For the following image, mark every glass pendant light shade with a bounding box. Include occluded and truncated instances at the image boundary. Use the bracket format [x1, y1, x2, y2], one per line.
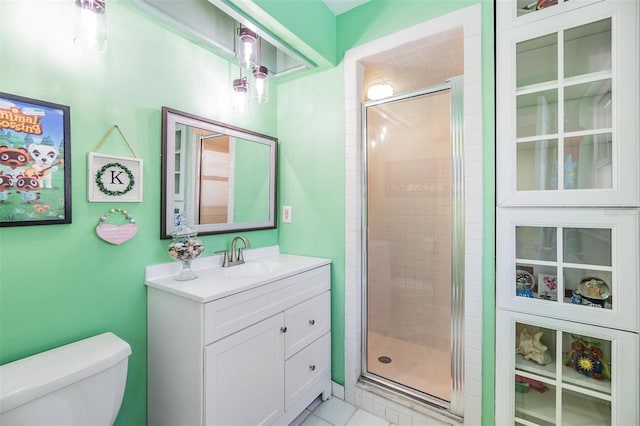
[232, 77, 249, 114]
[237, 27, 258, 70]
[251, 65, 269, 104]
[73, 0, 107, 51]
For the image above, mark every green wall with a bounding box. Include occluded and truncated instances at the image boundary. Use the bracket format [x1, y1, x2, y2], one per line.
[276, 0, 496, 423]
[1, 1, 496, 425]
[276, 65, 346, 384]
[0, 2, 278, 425]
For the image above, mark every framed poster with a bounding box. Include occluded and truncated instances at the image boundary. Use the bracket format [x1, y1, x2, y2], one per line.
[0, 92, 71, 227]
[88, 152, 143, 202]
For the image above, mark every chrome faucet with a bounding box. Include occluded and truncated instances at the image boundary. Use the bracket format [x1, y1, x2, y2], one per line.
[216, 236, 251, 267]
[214, 250, 229, 267]
[228, 235, 250, 267]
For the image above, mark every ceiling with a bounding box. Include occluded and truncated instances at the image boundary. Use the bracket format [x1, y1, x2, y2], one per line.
[322, 0, 371, 15]
[321, 1, 463, 98]
[362, 27, 464, 99]
[130, 0, 463, 92]
[129, 0, 314, 77]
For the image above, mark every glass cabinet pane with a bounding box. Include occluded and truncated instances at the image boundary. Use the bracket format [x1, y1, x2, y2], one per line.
[517, 139, 558, 190]
[564, 19, 612, 78]
[517, 90, 558, 138]
[515, 323, 556, 378]
[517, 33, 558, 87]
[564, 79, 612, 132]
[562, 389, 611, 425]
[516, 226, 557, 260]
[565, 269, 612, 309]
[514, 224, 615, 306]
[515, 381, 557, 424]
[562, 332, 612, 391]
[561, 333, 613, 422]
[564, 132, 613, 190]
[508, 13, 622, 198]
[563, 228, 611, 266]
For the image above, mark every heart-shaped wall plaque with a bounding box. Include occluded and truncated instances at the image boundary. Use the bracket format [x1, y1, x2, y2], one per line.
[96, 208, 138, 245]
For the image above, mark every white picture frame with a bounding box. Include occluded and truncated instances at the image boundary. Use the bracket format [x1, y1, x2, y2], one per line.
[88, 152, 143, 202]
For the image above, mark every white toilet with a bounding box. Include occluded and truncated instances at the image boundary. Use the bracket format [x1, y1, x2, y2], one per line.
[0, 332, 132, 426]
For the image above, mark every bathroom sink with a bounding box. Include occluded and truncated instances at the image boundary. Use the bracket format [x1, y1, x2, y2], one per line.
[145, 248, 331, 303]
[221, 261, 276, 278]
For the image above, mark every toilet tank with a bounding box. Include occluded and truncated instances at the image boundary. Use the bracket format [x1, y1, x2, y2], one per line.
[0, 332, 132, 426]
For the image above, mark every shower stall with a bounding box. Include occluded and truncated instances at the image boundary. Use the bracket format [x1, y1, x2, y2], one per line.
[361, 77, 464, 414]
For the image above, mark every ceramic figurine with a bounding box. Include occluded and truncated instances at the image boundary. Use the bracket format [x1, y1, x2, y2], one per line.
[516, 328, 552, 365]
[565, 335, 611, 380]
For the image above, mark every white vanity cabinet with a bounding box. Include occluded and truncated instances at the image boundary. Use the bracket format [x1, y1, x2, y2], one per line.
[146, 252, 332, 426]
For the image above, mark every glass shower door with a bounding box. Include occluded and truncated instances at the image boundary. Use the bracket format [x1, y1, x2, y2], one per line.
[363, 84, 458, 406]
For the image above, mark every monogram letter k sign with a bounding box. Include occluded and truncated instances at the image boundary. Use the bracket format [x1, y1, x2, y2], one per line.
[88, 152, 143, 202]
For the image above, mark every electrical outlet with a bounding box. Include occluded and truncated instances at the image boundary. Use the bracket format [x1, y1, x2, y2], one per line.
[282, 205, 292, 223]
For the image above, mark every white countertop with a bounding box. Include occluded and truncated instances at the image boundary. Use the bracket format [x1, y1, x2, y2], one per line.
[145, 245, 331, 303]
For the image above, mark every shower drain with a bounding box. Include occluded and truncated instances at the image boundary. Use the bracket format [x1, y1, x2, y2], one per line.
[377, 356, 392, 364]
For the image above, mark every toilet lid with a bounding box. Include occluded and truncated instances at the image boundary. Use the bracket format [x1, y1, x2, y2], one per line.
[0, 332, 131, 413]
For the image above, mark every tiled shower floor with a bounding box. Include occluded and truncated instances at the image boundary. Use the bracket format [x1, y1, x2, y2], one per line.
[367, 332, 450, 401]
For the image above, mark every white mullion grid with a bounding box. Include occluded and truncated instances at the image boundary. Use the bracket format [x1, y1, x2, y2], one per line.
[515, 369, 556, 387]
[610, 336, 617, 425]
[516, 133, 560, 144]
[610, 12, 618, 191]
[562, 262, 612, 272]
[557, 226, 565, 306]
[515, 259, 557, 268]
[610, 223, 617, 314]
[513, 417, 539, 426]
[516, 80, 559, 96]
[558, 28, 565, 192]
[555, 327, 563, 425]
[561, 382, 612, 402]
[563, 69, 613, 88]
[556, 226, 564, 425]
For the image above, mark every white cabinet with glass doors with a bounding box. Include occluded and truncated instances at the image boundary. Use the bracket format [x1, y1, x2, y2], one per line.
[496, 208, 638, 332]
[496, 0, 639, 206]
[496, 310, 638, 425]
[496, 1, 640, 425]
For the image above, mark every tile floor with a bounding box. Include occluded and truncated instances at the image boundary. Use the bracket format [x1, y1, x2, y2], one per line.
[291, 396, 390, 426]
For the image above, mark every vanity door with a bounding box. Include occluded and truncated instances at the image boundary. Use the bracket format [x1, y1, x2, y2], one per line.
[204, 313, 285, 425]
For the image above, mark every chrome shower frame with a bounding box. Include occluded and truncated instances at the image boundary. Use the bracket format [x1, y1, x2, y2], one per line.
[360, 76, 465, 417]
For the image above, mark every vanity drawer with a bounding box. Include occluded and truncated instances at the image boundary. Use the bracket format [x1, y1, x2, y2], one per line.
[204, 265, 330, 344]
[284, 332, 330, 411]
[284, 291, 330, 359]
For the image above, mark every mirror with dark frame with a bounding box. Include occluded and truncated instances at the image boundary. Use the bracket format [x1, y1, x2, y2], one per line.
[161, 107, 277, 239]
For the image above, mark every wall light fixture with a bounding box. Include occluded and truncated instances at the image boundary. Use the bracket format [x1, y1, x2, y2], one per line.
[237, 27, 258, 70]
[232, 75, 249, 115]
[367, 84, 394, 101]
